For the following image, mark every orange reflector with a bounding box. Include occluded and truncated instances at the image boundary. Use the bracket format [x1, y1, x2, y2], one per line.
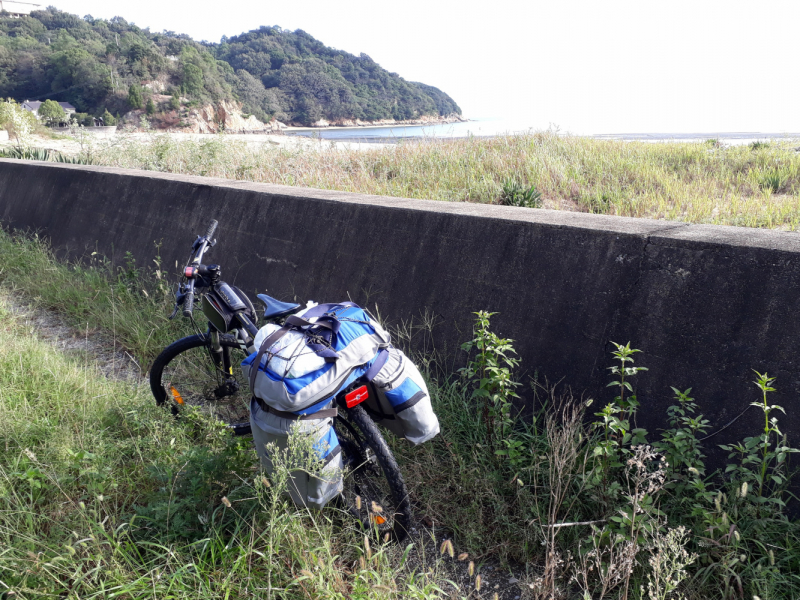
[370, 515, 387, 525]
[170, 386, 184, 405]
[345, 385, 369, 408]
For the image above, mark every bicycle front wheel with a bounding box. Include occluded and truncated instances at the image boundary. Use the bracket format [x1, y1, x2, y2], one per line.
[336, 404, 412, 542]
[149, 334, 252, 435]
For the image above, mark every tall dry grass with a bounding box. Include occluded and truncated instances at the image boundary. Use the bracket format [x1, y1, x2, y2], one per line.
[84, 131, 800, 229]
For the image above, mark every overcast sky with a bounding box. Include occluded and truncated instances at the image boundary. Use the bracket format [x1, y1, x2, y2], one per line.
[52, 0, 800, 134]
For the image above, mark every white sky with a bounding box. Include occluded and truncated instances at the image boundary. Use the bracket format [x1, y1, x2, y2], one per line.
[52, 0, 800, 134]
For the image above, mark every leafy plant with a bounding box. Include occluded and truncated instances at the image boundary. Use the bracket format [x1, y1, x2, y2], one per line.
[642, 526, 697, 600]
[53, 153, 95, 165]
[656, 387, 710, 498]
[588, 342, 649, 508]
[459, 310, 521, 449]
[499, 179, 543, 208]
[0, 146, 51, 161]
[720, 371, 798, 505]
[0, 146, 94, 164]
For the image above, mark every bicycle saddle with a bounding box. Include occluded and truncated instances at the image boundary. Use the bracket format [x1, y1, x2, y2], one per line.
[257, 293, 302, 320]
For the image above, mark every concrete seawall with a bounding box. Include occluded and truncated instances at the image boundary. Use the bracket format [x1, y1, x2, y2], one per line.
[2, 158, 800, 450]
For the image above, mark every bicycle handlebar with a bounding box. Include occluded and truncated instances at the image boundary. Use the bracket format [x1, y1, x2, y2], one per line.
[182, 219, 217, 318]
[205, 219, 218, 241]
[182, 289, 195, 317]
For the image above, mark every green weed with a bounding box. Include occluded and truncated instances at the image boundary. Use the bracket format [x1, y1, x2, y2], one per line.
[499, 179, 543, 208]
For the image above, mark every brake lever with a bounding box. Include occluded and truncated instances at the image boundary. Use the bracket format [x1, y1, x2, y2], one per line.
[169, 288, 187, 320]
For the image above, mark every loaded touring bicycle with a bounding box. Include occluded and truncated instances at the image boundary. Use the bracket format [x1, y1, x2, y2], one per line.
[149, 219, 439, 541]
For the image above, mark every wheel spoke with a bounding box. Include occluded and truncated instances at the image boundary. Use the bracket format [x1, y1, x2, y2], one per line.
[335, 408, 411, 541]
[151, 335, 252, 432]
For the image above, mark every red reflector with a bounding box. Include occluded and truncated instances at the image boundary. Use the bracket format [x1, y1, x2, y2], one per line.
[184, 266, 195, 278]
[345, 385, 369, 408]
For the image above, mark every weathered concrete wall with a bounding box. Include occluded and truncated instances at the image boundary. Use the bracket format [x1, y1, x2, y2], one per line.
[2, 158, 800, 453]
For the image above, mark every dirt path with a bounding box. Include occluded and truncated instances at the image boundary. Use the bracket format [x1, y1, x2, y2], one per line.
[2, 289, 143, 383]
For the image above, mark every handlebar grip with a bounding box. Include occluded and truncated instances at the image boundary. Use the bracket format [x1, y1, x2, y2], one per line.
[182, 290, 195, 317]
[205, 219, 218, 240]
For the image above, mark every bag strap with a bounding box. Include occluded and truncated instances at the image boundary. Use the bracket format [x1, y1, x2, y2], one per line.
[249, 326, 292, 392]
[254, 396, 338, 420]
[284, 314, 340, 332]
[363, 347, 390, 382]
[284, 313, 341, 360]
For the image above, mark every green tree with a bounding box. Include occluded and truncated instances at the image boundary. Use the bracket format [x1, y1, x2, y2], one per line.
[37, 99, 65, 125]
[0, 99, 37, 147]
[182, 62, 204, 97]
[101, 109, 116, 126]
[127, 84, 143, 109]
[169, 92, 180, 111]
[145, 98, 156, 115]
[0, 8, 459, 127]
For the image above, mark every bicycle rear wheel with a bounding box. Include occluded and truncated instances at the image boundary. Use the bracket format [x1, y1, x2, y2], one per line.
[336, 404, 412, 543]
[149, 334, 252, 436]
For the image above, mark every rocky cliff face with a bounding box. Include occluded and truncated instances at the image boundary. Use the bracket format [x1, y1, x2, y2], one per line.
[186, 100, 286, 134]
[121, 99, 287, 133]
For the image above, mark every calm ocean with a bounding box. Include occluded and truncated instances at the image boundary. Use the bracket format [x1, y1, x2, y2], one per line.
[285, 118, 800, 144]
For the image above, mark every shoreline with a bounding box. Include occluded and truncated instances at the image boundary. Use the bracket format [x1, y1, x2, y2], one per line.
[285, 115, 468, 133]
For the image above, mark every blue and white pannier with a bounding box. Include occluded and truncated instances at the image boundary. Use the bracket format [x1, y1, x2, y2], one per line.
[249, 397, 343, 510]
[242, 302, 439, 509]
[365, 347, 439, 445]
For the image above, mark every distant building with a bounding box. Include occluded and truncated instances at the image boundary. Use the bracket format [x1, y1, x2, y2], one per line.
[0, 1, 42, 17]
[22, 100, 77, 117]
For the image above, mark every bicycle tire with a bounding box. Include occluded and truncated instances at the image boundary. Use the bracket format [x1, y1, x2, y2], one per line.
[150, 334, 252, 436]
[336, 404, 412, 543]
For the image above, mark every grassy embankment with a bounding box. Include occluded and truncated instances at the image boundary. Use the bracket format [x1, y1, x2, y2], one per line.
[2, 229, 800, 599]
[0, 233, 456, 598]
[66, 131, 800, 229]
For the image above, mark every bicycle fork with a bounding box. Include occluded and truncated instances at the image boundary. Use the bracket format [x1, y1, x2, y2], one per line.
[208, 330, 240, 399]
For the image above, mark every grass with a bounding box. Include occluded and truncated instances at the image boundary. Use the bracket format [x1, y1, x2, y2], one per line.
[0, 236, 468, 598]
[46, 129, 800, 229]
[0, 231, 188, 368]
[3, 227, 800, 599]
[0, 293, 460, 598]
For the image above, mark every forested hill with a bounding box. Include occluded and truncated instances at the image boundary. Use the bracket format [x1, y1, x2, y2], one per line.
[0, 8, 461, 126]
